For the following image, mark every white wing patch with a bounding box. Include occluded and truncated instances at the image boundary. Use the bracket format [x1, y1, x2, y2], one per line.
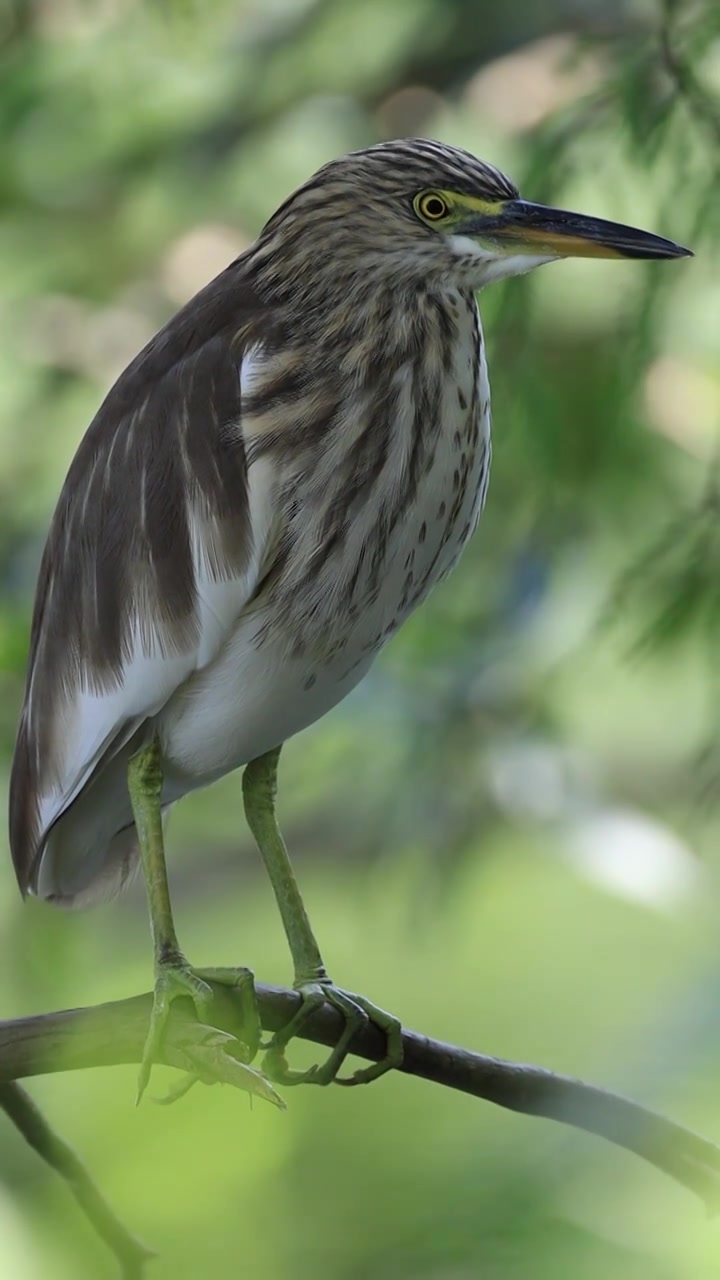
[239, 342, 265, 400]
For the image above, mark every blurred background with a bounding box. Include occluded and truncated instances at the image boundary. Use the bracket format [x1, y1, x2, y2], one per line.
[1, 0, 720, 1276]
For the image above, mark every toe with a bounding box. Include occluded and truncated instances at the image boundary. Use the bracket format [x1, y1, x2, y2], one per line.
[136, 961, 216, 1105]
[265, 980, 400, 1087]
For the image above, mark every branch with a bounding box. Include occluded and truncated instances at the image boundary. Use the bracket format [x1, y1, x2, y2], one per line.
[0, 1081, 154, 1279]
[2, 974, 720, 1212]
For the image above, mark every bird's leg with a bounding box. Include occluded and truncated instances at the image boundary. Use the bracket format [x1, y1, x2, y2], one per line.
[128, 737, 218, 1103]
[242, 746, 403, 1086]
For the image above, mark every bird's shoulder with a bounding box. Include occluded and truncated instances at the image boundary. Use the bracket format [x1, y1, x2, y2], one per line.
[30, 255, 278, 671]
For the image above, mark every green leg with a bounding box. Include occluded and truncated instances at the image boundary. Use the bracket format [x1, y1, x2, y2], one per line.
[127, 738, 218, 1103]
[242, 746, 403, 1086]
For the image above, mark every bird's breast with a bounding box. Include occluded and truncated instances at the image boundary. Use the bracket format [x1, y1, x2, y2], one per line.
[253, 290, 492, 672]
[157, 293, 492, 782]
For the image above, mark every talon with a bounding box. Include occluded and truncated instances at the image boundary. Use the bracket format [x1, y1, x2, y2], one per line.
[137, 958, 216, 1104]
[153, 1074, 199, 1106]
[263, 979, 402, 1086]
[261, 1048, 309, 1087]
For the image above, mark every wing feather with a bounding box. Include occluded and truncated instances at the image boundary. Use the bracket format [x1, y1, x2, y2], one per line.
[9, 261, 276, 894]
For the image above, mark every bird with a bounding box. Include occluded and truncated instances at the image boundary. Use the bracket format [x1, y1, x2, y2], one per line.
[8, 139, 691, 1100]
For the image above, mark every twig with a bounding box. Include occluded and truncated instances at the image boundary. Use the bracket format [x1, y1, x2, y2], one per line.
[0, 1081, 154, 1278]
[2, 975, 720, 1211]
[659, 0, 720, 148]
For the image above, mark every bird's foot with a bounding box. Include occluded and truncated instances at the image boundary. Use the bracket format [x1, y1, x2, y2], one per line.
[261, 978, 403, 1086]
[137, 955, 216, 1105]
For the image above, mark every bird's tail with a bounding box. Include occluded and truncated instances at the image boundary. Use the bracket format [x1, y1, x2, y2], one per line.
[40, 825, 141, 909]
[31, 741, 142, 907]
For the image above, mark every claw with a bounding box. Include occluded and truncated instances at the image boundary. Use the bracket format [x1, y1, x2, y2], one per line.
[334, 991, 404, 1085]
[149, 1021, 286, 1109]
[261, 980, 403, 1086]
[136, 961, 216, 1105]
[137, 963, 279, 1108]
[153, 1074, 199, 1106]
[181, 1029, 285, 1108]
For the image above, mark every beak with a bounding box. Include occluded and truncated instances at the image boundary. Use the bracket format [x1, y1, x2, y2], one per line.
[468, 198, 693, 261]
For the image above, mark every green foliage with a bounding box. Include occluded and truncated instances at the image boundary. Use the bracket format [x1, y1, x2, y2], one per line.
[1, 1, 719, 1277]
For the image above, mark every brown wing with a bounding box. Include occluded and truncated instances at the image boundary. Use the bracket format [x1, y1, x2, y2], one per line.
[9, 257, 277, 893]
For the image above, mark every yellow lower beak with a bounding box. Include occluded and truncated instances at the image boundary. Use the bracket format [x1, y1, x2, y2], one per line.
[465, 199, 692, 261]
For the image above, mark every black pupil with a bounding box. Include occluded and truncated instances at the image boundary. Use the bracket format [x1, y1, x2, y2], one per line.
[425, 197, 445, 217]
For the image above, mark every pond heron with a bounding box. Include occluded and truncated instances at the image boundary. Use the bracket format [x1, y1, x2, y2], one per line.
[9, 140, 691, 1099]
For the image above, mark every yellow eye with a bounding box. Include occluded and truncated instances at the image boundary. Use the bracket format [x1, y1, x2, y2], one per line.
[416, 191, 450, 221]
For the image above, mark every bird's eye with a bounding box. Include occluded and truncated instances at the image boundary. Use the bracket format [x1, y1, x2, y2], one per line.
[415, 192, 450, 221]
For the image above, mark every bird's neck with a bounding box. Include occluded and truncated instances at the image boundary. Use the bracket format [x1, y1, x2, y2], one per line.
[268, 275, 479, 379]
[241, 277, 485, 482]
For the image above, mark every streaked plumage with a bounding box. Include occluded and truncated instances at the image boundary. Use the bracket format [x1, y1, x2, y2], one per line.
[11, 140, 509, 904]
[8, 139, 690, 1090]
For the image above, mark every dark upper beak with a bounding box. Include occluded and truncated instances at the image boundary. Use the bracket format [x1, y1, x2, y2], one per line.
[473, 198, 693, 260]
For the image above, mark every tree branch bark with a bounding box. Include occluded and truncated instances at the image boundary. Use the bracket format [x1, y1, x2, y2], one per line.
[3, 973, 720, 1213]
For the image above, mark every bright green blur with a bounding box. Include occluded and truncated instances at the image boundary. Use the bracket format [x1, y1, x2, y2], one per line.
[0, 2, 718, 1280]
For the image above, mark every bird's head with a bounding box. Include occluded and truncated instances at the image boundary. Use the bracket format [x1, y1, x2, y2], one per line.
[256, 138, 691, 295]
